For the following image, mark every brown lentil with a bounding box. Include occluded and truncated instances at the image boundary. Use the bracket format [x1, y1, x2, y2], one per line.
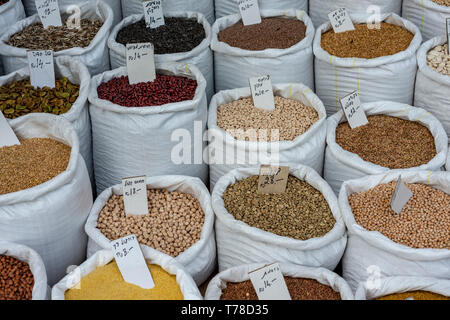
[430, 0, 450, 5]
[336, 115, 437, 169]
[217, 96, 319, 142]
[427, 44, 450, 76]
[321, 23, 414, 59]
[223, 175, 335, 240]
[377, 290, 450, 300]
[220, 277, 341, 300]
[349, 182, 450, 249]
[0, 138, 71, 195]
[218, 17, 307, 51]
[97, 189, 204, 257]
[0, 255, 34, 300]
[65, 261, 184, 300]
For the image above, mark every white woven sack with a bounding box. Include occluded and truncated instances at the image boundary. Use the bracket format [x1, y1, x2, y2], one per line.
[108, 12, 214, 101]
[0, 114, 93, 285]
[52, 248, 203, 300]
[403, 0, 450, 42]
[309, 0, 402, 28]
[0, 56, 94, 184]
[314, 13, 421, 117]
[0, 241, 49, 300]
[89, 63, 208, 195]
[212, 9, 315, 92]
[207, 83, 327, 189]
[205, 262, 354, 300]
[324, 101, 448, 195]
[121, 0, 215, 25]
[215, 0, 308, 20]
[415, 36, 450, 145]
[339, 170, 450, 291]
[0, 0, 113, 76]
[85, 175, 216, 285]
[212, 165, 347, 272]
[355, 276, 450, 300]
[0, 0, 25, 74]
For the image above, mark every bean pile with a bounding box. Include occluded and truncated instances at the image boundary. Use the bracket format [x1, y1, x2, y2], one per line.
[427, 44, 450, 76]
[223, 176, 335, 240]
[0, 255, 34, 300]
[217, 96, 318, 142]
[0, 78, 80, 119]
[336, 115, 437, 169]
[65, 262, 183, 300]
[377, 291, 450, 300]
[430, 0, 450, 5]
[116, 18, 205, 54]
[321, 23, 414, 59]
[218, 17, 307, 51]
[0, 138, 71, 195]
[220, 278, 341, 300]
[349, 182, 450, 249]
[97, 189, 204, 257]
[7, 19, 103, 51]
[97, 74, 197, 107]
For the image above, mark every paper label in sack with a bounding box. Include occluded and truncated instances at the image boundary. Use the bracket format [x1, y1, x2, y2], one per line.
[0, 112, 20, 148]
[340, 91, 368, 129]
[35, 0, 62, 29]
[328, 8, 355, 33]
[249, 75, 275, 111]
[258, 165, 289, 194]
[122, 175, 149, 216]
[27, 50, 56, 89]
[126, 43, 156, 85]
[390, 176, 413, 215]
[143, 1, 165, 29]
[238, 0, 262, 26]
[249, 263, 291, 300]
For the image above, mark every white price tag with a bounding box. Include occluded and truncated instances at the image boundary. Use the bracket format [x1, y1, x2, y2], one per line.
[340, 91, 368, 129]
[0, 112, 20, 148]
[111, 235, 155, 289]
[238, 0, 261, 26]
[143, 0, 165, 29]
[249, 75, 275, 111]
[446, 18, 450, 55]
[126, 43, 156, 85]
[390, 176, 413, 215]
[27, 50, 56, 89]
[258, 165, 289, 194]
[249, 263, 291, 300]
[35, 0, 62, 29]
[122, 175, 149, 216]
[328, 8, 355, 33]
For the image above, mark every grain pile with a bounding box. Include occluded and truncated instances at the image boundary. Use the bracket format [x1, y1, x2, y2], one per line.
[430, 0, 450, 5]
[0, 255, 34, 300]
[427, 44, 450, 76]
[377, 291, 450, 300]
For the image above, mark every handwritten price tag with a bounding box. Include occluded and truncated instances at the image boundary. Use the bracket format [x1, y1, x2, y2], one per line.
[27, 50, 55, 89]
[249, 75, 275, 111]
[35, 0, 62, 29]
[122, 175, 149, 216]
[126, 43, 156, 85]
[0, 111, 20, 148]
[257, 165, 289, 194]
[328, 8, 354, 33]
[249, 263, 291, 300]
[340, 91, 368, 129]
[390, 176, 413, 215]
[238, 0, 261, 26]
[143, 0, 165, 29]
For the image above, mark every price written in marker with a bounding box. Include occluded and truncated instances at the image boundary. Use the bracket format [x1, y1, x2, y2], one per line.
[35, 0, 62, 29]
[126, 43, 156, 85]
[249, 75, 275, 111]
[0, 111, 20, 148]
[111, 235, 155, 289]
[390, 176, 414, 215]
[340, 91, 368, 129]
[238, 0, 261, 26]
[446, 18, 450, 55]
[249, 263, 292, 300]
[257, 165, 290, 194]
[328, 8, 355, 33]
[143, 0, 165, 29]
[122, 175, 149, 216]
[27, 50, 56, 89]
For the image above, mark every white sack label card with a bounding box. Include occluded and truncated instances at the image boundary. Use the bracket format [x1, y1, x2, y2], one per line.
[257, 165, 290, 194]
[238, 0, 261, 26]
[0, 111, 20, 148]
[249, 75, 275, 111]
[249, 263, 291, 300]
[126, 43, 156, 85]
[328, 8, 355, 33]
[446, 18, 450, 55]
[35, 0, 62, 29]
[340, 91, 368, 129]
[122, 175, 149, 216]
[111, 235, 155, 289]
[27, 50, 56, 89]
[390, 176, 413, 215]
[143, 1, 165, 29]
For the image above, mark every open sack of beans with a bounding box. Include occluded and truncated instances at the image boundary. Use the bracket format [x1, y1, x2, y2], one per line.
[355, 276, 450, 300]
[207, 82, 327, 189]
[84, 175, 216, 285]
[339, 170, 450, 291]
[52, 247, 203, 300]
[0, 114, 93, 285]
[0, 0, 24, 74]
[403, 0, 450, 42]
[108, 11, 214, 101]
[0, 56, 93, 184]
[415, 36, 450, 145]
[314, 13, 422, 116]
[89, 63, 208, 194]
[0, 0, 113, 75]
[121, 0, 215, 25]
[324, 101, 448, 195]
[211, 9, 315, 92]
[212, 165, 347, 272]
[204, 263, 354, 300]
[0, 241, 48, 300]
